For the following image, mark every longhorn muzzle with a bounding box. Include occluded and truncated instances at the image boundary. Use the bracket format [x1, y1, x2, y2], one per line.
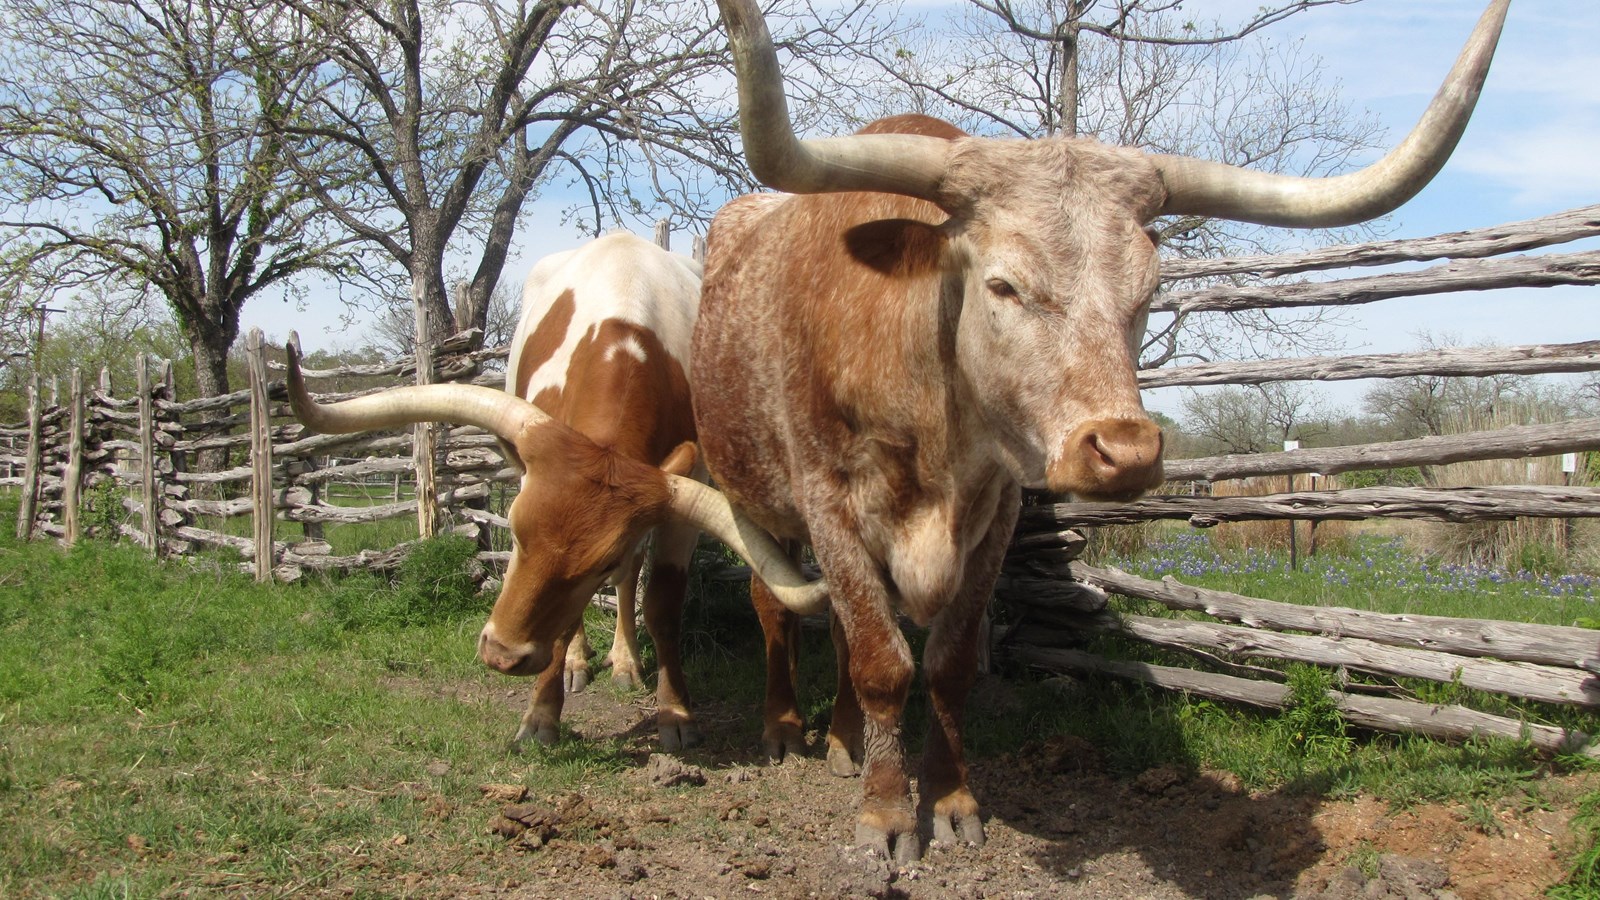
[477, 623, 551, 677]
[1049, 417, 1165, 501]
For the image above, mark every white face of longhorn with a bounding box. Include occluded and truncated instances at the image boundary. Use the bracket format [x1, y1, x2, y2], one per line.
[943, 140, 1165, 500]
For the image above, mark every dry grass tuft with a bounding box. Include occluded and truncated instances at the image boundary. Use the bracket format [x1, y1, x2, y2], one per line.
[1403, 401, 1595, 573]
[1206, 474, 1352, 557]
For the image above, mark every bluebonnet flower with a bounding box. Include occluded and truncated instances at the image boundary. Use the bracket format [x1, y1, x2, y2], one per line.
[1106, 532, 1596, 604]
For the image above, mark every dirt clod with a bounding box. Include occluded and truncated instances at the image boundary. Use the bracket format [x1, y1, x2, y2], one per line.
[479, 783, 528, 804]
[646, 753, 706, 787]
[1134, 764, 1188, 796]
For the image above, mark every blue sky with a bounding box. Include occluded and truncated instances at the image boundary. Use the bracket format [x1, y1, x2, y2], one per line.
[248, 0, 1598, 418]
[1138, 0, 1600, 415]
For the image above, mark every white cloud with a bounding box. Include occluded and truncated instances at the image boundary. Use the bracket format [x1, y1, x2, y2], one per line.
[1456, 124, 1600, 209]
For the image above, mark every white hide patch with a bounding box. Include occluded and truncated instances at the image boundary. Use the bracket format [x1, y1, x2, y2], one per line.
[606, 335, 648, 365]
[507, 232, 700, 403]
[886, 507, 962, 626]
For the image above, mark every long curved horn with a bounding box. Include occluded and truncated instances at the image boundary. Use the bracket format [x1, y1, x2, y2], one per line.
[666, 474, 829, 615]
[715, 0, 951, 199]
[285, 332, 547, 443]
[1154, 0, 1510, 227]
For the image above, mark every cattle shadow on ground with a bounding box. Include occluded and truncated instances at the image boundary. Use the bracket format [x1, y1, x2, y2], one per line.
[969, 740, 1326, 899]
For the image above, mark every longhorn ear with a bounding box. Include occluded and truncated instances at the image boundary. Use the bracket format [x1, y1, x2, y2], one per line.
[660, 441, 698, 478]
[496, 438, 527, 475]
[844, 218, 946, 277]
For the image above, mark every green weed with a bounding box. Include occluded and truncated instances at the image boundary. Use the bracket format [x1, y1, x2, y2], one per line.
[324, 533, 482, 630]
[1550, 788, 1600, 898]
[1273, 664, 1353, 769]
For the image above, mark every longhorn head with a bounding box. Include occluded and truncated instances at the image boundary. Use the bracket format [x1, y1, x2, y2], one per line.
[282, 334, 827, 675]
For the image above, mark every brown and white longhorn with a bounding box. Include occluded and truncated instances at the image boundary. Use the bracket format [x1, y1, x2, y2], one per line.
[696, 0, 1509, 862]
[284, 232, 824, 749]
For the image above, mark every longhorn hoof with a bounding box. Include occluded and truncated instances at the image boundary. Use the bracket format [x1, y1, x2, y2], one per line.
[609, 664, 644, 691]
[513, 721, 560, 748]
[930, 810, 985, 848]
[514, 706, 562, 748]
[563, 664, 591, 693]
[762, 726, 806, 764]
[827, 743, 860, 777]
[856, 821, 921, 866]
[658, 720, 702, 752]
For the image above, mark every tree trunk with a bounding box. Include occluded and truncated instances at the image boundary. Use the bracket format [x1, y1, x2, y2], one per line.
[188, 317, 237, 473]
[1055, 24, 1079, 137]
[408, 223, 457, 350]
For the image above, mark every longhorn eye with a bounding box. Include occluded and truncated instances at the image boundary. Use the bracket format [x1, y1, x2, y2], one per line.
[986, 278, 1019, 301]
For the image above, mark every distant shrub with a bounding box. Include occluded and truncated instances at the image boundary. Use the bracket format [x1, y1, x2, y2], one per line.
[326, 534, 483, 629]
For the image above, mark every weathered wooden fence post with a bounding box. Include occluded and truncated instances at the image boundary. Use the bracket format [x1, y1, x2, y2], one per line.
[15, 376, 42, 541]
[655, 218, 671, 250]
[692, 235, 706, 264]
[136, 355, 160, 556]
[62, 368, 85, 546]
[414, 296, 438, 539]
[246, 329, 275, 582]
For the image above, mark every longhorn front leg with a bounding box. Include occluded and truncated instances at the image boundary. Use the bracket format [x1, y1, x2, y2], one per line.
[644, 521, 701, 750]
[917, 482, 1018, 850]
[606, 551, 647, 691]
[515, 622, 578, 747]
[814, 521, 919, 865]
[844, 602, 917, 865]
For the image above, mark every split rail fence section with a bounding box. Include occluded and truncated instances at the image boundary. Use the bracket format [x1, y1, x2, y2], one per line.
[4, 340, 519, 580]
[8, 208, 1600, 752]
[996, 204, 1600, 755]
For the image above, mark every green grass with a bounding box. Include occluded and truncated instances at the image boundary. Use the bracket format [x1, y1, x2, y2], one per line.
[1552, 789, 1600, 898]
[6, 489, 1600, 896]
[0, 491, 584, 897]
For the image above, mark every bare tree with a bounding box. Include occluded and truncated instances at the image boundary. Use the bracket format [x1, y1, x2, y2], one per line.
[366, 281, 521, 363]
[276, 0, 894, 350]
[1361, 333, 1530, 441]
[0, 0, 362, 412]
[1181, 382, 1329, 456]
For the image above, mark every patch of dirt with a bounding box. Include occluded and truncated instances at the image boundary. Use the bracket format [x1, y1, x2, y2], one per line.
[391, 677, 1585, 898]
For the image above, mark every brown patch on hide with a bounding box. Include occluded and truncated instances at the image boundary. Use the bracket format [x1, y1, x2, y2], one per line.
[514, 289, 576, 402]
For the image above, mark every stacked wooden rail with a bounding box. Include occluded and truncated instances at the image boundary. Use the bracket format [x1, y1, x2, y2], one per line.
[4, 333, 520, 578]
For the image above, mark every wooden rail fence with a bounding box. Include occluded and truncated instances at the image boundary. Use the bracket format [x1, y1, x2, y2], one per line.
[5, 208, 1600, 753]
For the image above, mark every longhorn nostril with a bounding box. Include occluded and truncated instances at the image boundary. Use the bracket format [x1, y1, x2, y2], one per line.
[1087, 432, 1119, 469]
